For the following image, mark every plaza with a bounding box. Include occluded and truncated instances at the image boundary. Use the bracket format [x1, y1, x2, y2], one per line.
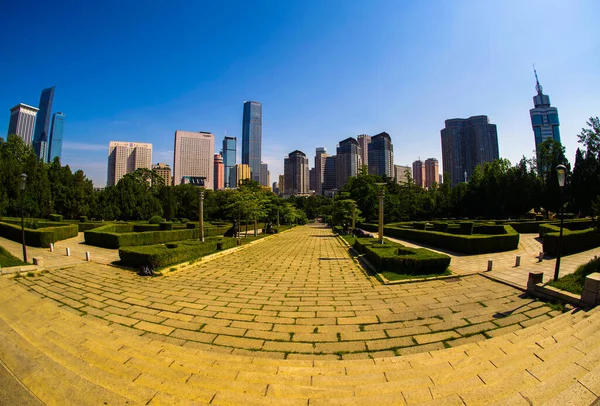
[1, 224, 600, 404]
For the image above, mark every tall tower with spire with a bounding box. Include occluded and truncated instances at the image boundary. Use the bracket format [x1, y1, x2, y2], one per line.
[530, 67, 561, 156]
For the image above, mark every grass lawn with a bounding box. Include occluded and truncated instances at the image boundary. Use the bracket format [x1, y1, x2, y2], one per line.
[0, 246, 26, 267]
[548, 257, 600, 295]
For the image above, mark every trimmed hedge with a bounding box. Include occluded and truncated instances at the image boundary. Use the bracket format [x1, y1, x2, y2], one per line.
[159, 222, 173, 231]
[49, 214, 63, 222]
[84, 223, 199, 249]
[543, 227, 600, 256]
[459, 222, 474, 235]
[133, 224, 160, 232]
[360, 223, 519, 254]
[0, 221, 78, 248]
[353, 238, 450, 275]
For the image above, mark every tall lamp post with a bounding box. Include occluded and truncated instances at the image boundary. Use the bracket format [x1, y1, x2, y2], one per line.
[20, 173, 27, 262]
[198, 190, 204, 242]
[553, 164, 567, 282]
[375, 183, 386, 244]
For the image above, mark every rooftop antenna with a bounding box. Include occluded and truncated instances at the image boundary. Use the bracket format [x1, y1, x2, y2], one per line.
[533, 64, 543, 95]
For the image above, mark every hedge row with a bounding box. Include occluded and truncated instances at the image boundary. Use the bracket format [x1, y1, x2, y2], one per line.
[118, 237, 238, 268]
[0, 221, 79, 248]
[360, 223, 519, 254]
[542, 227, 600, 256]
[353, 237, 450, 275]
[84, 224, 200, 249]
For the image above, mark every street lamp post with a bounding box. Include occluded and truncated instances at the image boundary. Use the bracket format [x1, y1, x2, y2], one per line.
[553, 164, 567, 282]
[20, 173, 27, 262]
[198, 190, 204, 242]
[375, 183, 386, 244]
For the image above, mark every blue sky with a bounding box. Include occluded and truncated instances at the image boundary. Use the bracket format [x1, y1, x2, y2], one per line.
[1, 0, 599, 186]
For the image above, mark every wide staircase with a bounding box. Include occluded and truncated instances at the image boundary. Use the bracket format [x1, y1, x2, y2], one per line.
[1, 276, 600, 405]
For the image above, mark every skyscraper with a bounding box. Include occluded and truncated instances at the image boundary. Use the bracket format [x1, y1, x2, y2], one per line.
[336, 138, 361, 190]
[33, 86, 55, 162]
[48, 112, 65, 163]
[357, 134, 371, 169]
[7, 104, 38, 145]
[284, 150, 309, 196]
[278, 174, 285, 197]
[214, 154, 224, 190]
[152, 163, 171, 186]
[234, 164, 251, 186]
[441, 115, 499, 186]
[394, 165, 411, 184]
[530, 68, 561, 155]
[309, 167, 316, 191]
[323, 156, 337, 196]
[107, 141, 152, 187]
[368, 132, 394, 177]
[412, 160, 425, 187]
[222, 136, 236, 188]
[173, 131, 215, 189]
[314, 147, 328, 195]
[260, 162, 269, 187]
[242, 101, 262, 183]
[424, 158, 439, 188]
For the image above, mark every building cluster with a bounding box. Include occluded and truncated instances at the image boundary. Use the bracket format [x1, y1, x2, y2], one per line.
[6, 86, 65, 163]
[106, 101, 271, 189]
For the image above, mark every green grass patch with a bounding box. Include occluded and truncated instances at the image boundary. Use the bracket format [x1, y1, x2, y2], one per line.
[0, 246, 26, 267]
[547, 257, 600, 295]
[380, 269, 452, 281]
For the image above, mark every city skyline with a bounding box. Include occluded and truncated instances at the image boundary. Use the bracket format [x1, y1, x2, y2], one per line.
[1, 1, 599, 187]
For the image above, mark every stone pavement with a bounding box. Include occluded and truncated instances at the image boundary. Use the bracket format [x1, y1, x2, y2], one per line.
[1, 224, 600, 404]
[385, 233, 600, 289]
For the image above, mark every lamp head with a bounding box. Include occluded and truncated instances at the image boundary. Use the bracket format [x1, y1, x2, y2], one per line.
[20, 173, 27, 191]
[556, 164, 566, 188]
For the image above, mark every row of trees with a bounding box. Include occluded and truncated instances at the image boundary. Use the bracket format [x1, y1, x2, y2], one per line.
[0, 117, 598, 225]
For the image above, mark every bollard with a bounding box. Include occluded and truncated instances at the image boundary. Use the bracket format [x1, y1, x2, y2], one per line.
[538, 252, 544, 262]
[66, 247, 71, 256]
[85, 252, 91, 261]
[515, 256, 521, 267]
[487, 260, 493, 272]
[49, 243, 54, 252]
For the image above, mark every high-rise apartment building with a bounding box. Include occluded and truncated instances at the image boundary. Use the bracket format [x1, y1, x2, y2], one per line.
[314, 147, 328, 195]
[357, 134, 371, 169]
[48, 112, 65, 163]
[242, 101, 262, 183]
[441, 115, 499, 186]
[323, 155, 337, 195]
[284, 150, 309, 196]
[530, 69, 561, 155]
[336, 138, 361, 190]
[368, 132, 394, 177]
[412, 160, 425, 187]
[152, 163, 171, 186]
[234, 164, 251, 187]
[309, 168, 316, 191]
[7, 104, 38, 145]
[394, 165, 411, 184]
[222, 136, 236, 188]
[214, 154, 224, 190]
[260, 162, 269, 187]
[173, 131, 214, 189]
[33, 86, 55, 162]
[424, 158, 439, 188]
[278, 174, 285, 197]
[107, 141, 152, 187]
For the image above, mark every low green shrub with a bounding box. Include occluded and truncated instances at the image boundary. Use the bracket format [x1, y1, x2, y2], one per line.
[148, 216, 164, 224]
[133, 224, 160, 232]
[80, 216, 88, 222]
[49, 214, 63, 222]
[179, 218, 189, 224]
[459, 222, 474, 235]
[84, 223, 199, 249]
[159, 222, 173, 231]
[78, 222, 106, 232]
[354, 237, 450, 275]
[0, 245, 26, 267]
[0, 221, 78, 248]
[413, 222, 426, 230]
[543, 228, 600, 256]
[432, 223, 448, 233]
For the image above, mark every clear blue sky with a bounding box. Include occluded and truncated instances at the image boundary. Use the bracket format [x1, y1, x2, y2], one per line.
[1, 0, 599, 186]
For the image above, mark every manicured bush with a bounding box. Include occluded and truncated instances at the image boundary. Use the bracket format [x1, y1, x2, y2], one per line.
[148, 216, 164, 224]
[165, 243, 178, 249]
[459, 222, 474, 235]
[159, 222, 173, 231]
[180, 218, 189, 224]
[473, 225, 507, 235]
[353, 238, 450, 275]
[433, 223, 448, 233]
[49, 214, 63, 222]
[78, 222, 106, 232]
[0, 221, 78, 248]
[133, 224, 160, 232]
[84, 223, 199, 249]
[80, 216, 88, 222]
[413, 222, 426, 230]
[543, 228, 600, 256]
[186, 222, 197, 229]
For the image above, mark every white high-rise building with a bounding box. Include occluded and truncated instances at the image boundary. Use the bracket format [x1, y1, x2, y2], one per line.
[173, 131, 215, 189]
[7, 104, 39, 146]
[107, 141, 152, 187]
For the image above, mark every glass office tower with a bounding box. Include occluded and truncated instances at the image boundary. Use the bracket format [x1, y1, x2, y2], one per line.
[48, 112, 65, 163]
[222, 136, 237, 188]
[33, 86, 55, 162]
[242, 101, 262, 183]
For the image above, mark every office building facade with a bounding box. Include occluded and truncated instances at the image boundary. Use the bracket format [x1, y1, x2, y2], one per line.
[394, 165, 411, 184]
[242, 101, 262, 183]
[284, 150, 309, 196]
[425, 158, 439, 188]
[7, 104, 38, 145]
[323, 155, 337, 195]
[530, 69, 561, 155]
[222, 136, 236, 188]
[314, 147, 328, 195]
[33, 86, 55, 162]
[173, 131, 214, 189]
[336, 138, 361, 190]
[260, 162, 269, 187]
[234, 163, 251, 187]
[441, 115, 499, 186]
[48, 112, 65, 163]
[412, 160, 425, 187]
[107, 141, 152, 187]
[152, 163, 171, 186]
[278, 174, 285, 197]
[214, 154, 224, 190]
[368, 132, 394, 177]
[357, 134, 371, 169]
